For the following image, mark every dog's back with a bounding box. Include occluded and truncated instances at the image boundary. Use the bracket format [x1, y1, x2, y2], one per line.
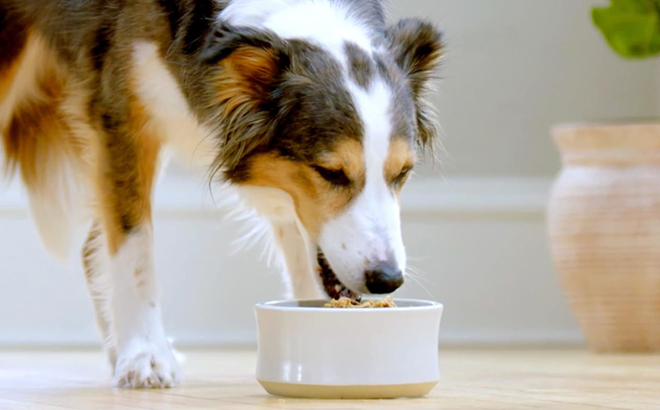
[1, 0, 188, 257]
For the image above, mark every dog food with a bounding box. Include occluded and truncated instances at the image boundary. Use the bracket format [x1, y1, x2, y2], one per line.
[324, 295, 397, 308]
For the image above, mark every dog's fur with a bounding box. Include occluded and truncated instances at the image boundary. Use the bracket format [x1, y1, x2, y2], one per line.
[0, 0, 442, 388]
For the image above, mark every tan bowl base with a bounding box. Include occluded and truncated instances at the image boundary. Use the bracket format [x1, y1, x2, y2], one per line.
[258, 380, 438, 400]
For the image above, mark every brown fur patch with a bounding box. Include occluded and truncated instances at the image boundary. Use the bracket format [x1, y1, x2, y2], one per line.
[241, 150, 362, 239]
[219, 46, 281, 98]
[385, 138, 416, 192]
[212, 45, 282, 171]
[97, 99, 161, 254]
[0, 52, 24, 105]
[316, 138, 365, 185]
[0, 6, 28, 101]
[3, 63, 69, 186]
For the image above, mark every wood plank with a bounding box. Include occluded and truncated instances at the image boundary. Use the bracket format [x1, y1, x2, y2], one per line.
[0, 349, 658, 409]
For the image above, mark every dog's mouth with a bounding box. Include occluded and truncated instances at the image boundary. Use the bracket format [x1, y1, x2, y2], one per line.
[317, 249, 362, 302]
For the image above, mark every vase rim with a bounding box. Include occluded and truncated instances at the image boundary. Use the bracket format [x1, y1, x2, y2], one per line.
[553, 119, 660, 166]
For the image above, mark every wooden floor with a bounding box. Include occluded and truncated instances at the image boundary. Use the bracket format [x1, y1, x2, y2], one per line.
[1, 348, 659, 410]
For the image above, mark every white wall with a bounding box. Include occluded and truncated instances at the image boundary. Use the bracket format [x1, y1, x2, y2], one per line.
[2, 0, 657, 347]
[0, 175, 579, 347]
[394, 0, 658, 176]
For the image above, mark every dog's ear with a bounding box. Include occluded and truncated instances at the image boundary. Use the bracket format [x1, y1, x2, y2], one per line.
[200, 24, 291, 97]
[386, 19, 443, 153]
[200, 24, 291, 173]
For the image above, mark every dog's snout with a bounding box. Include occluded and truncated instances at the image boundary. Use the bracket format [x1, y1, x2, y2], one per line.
[365, 263, 404, 294]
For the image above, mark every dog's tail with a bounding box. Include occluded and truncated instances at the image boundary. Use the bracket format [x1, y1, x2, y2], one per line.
[1, 7, 88, 262]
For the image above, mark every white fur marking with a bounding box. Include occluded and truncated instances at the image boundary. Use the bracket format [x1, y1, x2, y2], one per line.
[319, 80, 406, 292]
[131, 42, 216, 169]
[111, 226, 181, 388]
[218, 0, 374, 66]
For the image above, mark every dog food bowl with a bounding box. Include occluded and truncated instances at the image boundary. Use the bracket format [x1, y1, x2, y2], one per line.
[254, 299, 443, 399]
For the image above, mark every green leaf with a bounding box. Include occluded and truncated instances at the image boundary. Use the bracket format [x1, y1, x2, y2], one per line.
[609, 0, 654, 12]
[592, 0, 660, 58]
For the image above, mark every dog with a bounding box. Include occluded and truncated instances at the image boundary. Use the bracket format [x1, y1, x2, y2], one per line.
[0, 0, 442, 388]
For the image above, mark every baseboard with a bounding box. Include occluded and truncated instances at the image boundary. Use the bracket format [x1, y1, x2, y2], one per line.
[1, 173, 554, 215]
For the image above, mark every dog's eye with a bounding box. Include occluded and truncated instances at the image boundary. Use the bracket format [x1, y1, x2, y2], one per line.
[393, 167, 413, 186]
[313, 165, 351, 187]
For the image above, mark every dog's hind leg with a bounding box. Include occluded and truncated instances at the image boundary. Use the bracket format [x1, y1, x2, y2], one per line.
[82, 221, 117, 368]
[1, 32, 87, 261]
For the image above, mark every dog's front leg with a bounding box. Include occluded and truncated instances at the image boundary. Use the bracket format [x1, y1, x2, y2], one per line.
[93, 109, 180, 389]
[238, 187, 325, 299]
[271, 220, 326, 300]
[108, 223, 180, 388]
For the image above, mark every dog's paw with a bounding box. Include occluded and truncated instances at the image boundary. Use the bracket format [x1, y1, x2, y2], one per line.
[113, 341, 181, 389]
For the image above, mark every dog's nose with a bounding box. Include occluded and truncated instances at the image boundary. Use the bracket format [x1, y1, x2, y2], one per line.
[365, 263, 404, 294]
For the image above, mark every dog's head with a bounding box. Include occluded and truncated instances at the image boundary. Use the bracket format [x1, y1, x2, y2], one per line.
[200, 18, 443, 294]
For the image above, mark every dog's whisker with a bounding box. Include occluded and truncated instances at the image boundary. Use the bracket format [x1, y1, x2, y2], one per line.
[406, 273, 436, 288]
[405, 266, 437, 288]
[403, 272, 435, 300]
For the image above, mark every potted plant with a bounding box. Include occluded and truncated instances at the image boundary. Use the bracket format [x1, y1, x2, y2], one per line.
[548, 0, 660, 352]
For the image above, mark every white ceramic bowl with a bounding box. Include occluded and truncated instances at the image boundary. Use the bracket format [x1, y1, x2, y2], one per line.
[254, 298, 443, 399]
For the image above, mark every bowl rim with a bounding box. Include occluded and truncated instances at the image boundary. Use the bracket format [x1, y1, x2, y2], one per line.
[255, 298, 443, 312]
